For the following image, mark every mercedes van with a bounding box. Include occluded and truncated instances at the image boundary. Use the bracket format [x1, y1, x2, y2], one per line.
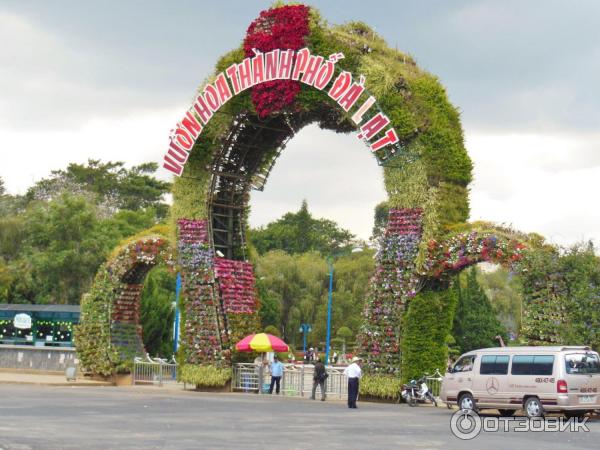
[440, 346, 600, 418]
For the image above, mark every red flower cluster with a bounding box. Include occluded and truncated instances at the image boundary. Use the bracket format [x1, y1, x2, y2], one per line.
[244, 5, 310, 117]
[214, 258, 258, 314]
[385, 208, 423, 235]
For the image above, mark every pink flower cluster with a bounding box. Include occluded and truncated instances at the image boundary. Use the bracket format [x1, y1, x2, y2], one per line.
[177, 219, 209, 245]
[385, 208, 423, 235]
[214, 258, 258, 314]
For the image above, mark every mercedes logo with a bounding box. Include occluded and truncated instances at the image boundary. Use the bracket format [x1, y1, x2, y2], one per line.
[486, 377, 499, 395]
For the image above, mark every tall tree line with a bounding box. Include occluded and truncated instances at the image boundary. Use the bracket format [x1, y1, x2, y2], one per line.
[0, 160, 170, 305]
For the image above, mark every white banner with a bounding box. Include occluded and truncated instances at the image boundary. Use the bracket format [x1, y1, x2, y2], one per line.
[13, 313, 32, 330]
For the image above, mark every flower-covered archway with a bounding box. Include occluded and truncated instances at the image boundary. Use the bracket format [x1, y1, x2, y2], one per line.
[80, 4, 478, 384]
[166, 4, 474, 384]
[75, 233, 173, 375]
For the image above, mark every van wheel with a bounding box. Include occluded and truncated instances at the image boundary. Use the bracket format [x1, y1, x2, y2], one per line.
[458, 393, 476, 411]
[498, 409, 515, 417]
[524, 397, 544, 418]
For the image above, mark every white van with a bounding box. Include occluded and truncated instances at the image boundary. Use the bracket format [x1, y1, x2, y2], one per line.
[440, 346, 600, 418]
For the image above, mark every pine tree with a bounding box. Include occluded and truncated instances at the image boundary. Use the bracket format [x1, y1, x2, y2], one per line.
[140, 267, 175, 357]
[453, 267, 506, 354]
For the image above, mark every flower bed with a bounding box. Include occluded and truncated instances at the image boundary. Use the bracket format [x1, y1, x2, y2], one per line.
[358, 208, 424, 374]
[177, 219, 229, 366]
[214, 258, 261, 348]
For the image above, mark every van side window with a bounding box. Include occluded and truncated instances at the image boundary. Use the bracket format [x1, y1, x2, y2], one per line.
[511, 355, 554, 375]
[480, 355, 509, 375]
[453, 355, 476, 372]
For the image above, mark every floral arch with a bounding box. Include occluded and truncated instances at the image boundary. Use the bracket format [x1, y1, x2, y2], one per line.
[79, 4, 480, 382]
[75, 232, 173, 375]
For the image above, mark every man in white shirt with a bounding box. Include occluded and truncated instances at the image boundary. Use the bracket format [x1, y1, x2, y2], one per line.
[343, 356, 362, 409]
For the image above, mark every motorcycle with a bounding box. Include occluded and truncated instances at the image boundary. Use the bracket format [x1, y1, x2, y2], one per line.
[400, 376, 438, 407]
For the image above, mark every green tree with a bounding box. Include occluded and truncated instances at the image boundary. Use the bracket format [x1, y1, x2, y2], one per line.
[140, 266, 175, 357]
[255, 250, 327, 346]
[9, 192, 157, 305]
[0, 177, 25, 218]
[256, 277, 281, 330]
[250, 200, 356, 255]
[26, 160, 170, 218]
[371, 201, 389, 242]
[25, 194, 112, 304]
[453, 267, 506, 354]
[402, 283, 458, 382]
[263, 325, 281, 337]
[254, 246, 375, 350]
[477, 266, 523, 335]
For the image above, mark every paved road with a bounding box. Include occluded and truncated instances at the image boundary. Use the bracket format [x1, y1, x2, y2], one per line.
[0, 385, 597, 449]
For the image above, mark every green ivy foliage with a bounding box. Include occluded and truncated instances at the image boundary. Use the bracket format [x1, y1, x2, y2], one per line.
[520, 244, 600, 349]
[74, 271, 122, 376]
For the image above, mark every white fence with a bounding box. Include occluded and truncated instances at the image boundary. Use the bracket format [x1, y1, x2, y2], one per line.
[425, 369, 444, 398]
[133, 355, 178, 386]
[232, 363, 348, 399]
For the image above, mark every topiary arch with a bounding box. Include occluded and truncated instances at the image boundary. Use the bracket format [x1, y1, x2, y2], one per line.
[79, 3, 472, 379]
[77, 4, 496, 384]
[76, 229, 173, 375]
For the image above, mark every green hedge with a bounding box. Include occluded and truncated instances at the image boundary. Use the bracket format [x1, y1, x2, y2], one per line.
[401, 284, 458, 382]
[359, 374, 403, 399]
[178, 364, 232, 387]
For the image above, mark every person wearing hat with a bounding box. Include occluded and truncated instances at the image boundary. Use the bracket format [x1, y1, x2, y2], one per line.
[269, 355, 284, 394]
[305, 347, 314, 363]
[343, 356, 362, 408]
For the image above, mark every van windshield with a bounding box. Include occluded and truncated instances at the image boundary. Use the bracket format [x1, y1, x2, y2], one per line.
[565, 353, 600, 375]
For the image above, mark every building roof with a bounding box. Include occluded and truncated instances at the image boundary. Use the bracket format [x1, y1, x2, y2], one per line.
[0, 304, 80, 313]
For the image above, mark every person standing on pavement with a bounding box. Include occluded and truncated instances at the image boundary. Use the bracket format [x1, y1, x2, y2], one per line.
[269, 355, 284, 394]
[343, 356, 362, 408]
[311, 358, 327, 401]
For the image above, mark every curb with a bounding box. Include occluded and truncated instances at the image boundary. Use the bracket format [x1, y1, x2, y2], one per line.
[0, 380, 114, 387]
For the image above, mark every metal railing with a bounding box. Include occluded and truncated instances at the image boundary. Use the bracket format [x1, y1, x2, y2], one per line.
[425, 369, 444, 398]
[133, 354, 178, 386]
[232, 363, 348, 399]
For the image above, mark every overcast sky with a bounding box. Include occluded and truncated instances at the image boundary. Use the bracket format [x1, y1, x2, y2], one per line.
[1, 1, 599, 247]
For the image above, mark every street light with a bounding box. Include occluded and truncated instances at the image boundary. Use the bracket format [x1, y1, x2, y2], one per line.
[172, 273, 182, 355]
[324, 247, 363, 366]
[299, 323, 312, 356]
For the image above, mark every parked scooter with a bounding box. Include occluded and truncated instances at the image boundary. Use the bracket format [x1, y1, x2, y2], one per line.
[400, 376, 438, 407]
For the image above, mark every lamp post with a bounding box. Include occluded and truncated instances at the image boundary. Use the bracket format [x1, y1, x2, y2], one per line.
[299, 323, 312, 356]
[325, 258, 334, 366]
[324, 248, 363, 366]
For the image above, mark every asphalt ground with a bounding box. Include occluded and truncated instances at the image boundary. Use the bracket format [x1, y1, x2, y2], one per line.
[0, 385, 597, 449]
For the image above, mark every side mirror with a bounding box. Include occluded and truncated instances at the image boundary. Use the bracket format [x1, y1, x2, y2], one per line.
[447, 365, 454, 373]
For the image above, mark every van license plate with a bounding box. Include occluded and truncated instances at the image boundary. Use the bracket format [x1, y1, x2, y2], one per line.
[580, 395, 595, 404]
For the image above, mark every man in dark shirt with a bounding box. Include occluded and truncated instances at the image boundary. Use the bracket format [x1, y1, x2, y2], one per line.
[311, 358, 327, 401]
